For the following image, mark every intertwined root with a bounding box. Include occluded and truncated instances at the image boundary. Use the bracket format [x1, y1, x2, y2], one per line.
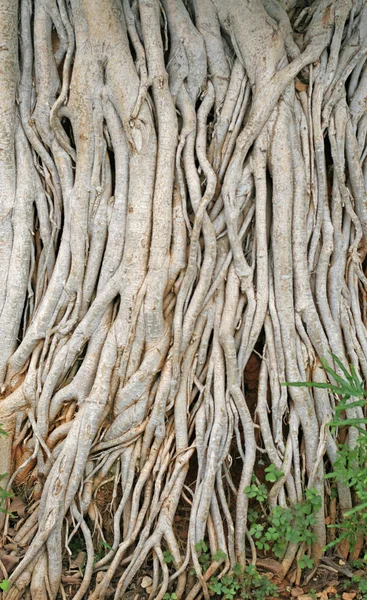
[1, 0, 367, 598]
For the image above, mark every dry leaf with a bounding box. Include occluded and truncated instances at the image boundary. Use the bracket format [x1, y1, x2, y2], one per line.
[291, 587, 304, 597]
[316, 591, 329, 600]
[61, 572, 81, 584]
[326, 586, 337, 594]
[4, 543, 18, 552]
[342, 593, 356, 600]
[8, 497, 27, 518]
[256, 557, 285, 582]
[353, 570, 365, 577]
[96, 572, 104, 584]
[70, 551, 86, 569]
[141, 575, 153, 589]
[295, 79, 308, 92]
[0, 554, 20, 573]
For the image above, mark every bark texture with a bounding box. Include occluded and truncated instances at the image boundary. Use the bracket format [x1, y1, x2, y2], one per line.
[1, 0, 367, 598]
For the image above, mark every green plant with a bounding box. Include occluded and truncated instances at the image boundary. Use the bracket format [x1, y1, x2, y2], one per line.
[244, 483, 268, 503]
[195, 539, 211, 572]
[342, 575, 367, 600]
[351, 558, 367, 569]
[0, 579, 9, 591]
[209, 574, 241, 599]
[191, 541, 226, 576]
[163, 549, 174, 564]
[92, 539, 113, 567]
[284, 354, 367, 553]
[0, 425, 14, 515]
[245, 489, 321, 559]
[209, 563, 278, 600]
[0, 473, 13, 514]
[101, 540, 113, 552]
[213, 548, 227, 562]
[247, 508, 260, 523]
[358, 580, 367, 599]
[264, 464, 283, 483]
[163, 594, 177, 600]
[297, 554, 314, 569]
[0, 425, 12, 592]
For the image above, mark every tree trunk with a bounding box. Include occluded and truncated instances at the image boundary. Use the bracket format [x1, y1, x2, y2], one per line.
[1, 0, 367, 598]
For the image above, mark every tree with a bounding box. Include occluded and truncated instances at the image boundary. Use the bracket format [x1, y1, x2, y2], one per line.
[1, 0, 367, 598]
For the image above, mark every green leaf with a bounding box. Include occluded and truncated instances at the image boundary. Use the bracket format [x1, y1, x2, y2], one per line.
[213, 549, 226, 562]
[344, 501, 367, 517]
[163, 550, 174, 564]
[349, 363, 365, 394]
[0, 580, 9, 591]
[329, 418, 367, 428]
[298, 555, 314, 569]
[320, 358, 359, 397]
[329, 353, 354, 384]
[101, 541, 113, 552]
[264, 464, 283, 482]
[194, 539, 208, 554]
[209, 579, 223, 594]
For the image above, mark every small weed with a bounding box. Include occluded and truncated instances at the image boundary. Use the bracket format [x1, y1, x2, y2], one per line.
[352, 575, 367, 600]
[244, 483, 268, 503]
[163, 594, 177, 600]
[163, 549, 174, 564]
[264, 464, 283, 483]
[284, 354, 367, 553]
[195, 539, 211, 572]
[297, 554, 314, 570]
[0, 425, 14, 515]
[209, 563, 278, 600]
[213, 548, 227, 562]
[191, 541, 227, 576]
[209, 563, 279, 600]
[245, 488, 321, 559]
[0, 579, 9, 591]
[92, 540, 113, 566]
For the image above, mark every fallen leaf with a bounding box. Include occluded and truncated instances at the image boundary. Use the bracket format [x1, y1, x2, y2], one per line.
[61, 572, 81, 584]
[291, 587, 304, 597]
[342, 593, 356, 600]
[257, 557, 285, 579]
[141, 575, 153, 589]
[4, 544, 18, 552]
[0, 554, 20, 573]
[8, 497, 27, 519]
[70, 551, 86, 569]
[326, 586, 337, 594]
[295, 79, 308, 92]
